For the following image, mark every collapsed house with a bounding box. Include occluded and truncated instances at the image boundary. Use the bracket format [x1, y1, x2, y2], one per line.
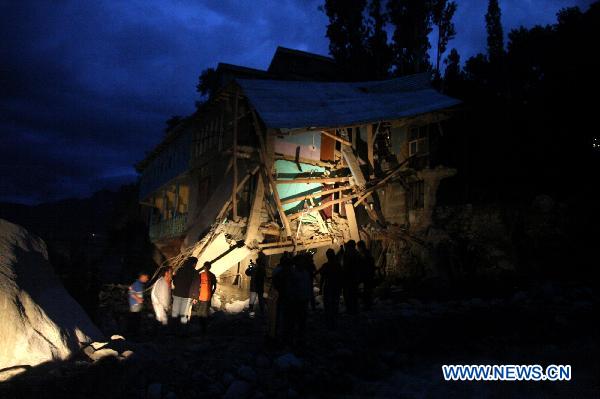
[136, 47, 461, 288]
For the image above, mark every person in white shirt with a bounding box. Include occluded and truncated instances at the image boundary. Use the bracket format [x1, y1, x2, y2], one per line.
[151, 268, 172, 325]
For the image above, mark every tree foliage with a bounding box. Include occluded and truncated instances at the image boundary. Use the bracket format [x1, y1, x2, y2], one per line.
[432, 0, 457, 75]
[485, 0, 504, 63]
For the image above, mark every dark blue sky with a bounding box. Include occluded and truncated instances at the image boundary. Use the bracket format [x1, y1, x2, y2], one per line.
[0, 0, 594, 204]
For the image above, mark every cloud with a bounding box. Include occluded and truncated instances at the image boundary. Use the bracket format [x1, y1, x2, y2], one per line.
[0, 0, 592, 204]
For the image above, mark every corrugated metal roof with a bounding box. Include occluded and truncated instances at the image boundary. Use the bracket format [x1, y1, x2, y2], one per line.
[237, 73, 461, 129]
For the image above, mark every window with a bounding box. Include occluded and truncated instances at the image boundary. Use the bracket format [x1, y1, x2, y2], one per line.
[408, 125, 429, 157]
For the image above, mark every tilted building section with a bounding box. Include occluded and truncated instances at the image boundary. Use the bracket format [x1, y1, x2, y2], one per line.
[136, 47, 461, 284]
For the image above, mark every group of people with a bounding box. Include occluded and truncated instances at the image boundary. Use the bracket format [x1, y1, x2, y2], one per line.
[265, 239, 377, 347]
[127, 257, 217, 336]
[126, 239, 376, 343]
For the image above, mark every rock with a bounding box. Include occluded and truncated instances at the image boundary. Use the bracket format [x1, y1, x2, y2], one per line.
[0, 219, 103, 377]
[110, 334, 125, 341]
[120, 350, 135, 359]
[275, 353, 303, 371]
[88, 348, 119, 361]
[255, 354, 270, 368]
[237, 365, 257, 383]
[222, 372, 235, 386]
[147, 383, 162, 399]
[223, 380, 251, 399]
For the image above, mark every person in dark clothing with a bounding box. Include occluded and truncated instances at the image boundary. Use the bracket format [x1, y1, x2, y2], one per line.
[192, 262, 217, 334]
[357, 240, 376, 310]
[283, 254, 313, 348]
[127, 271, 149, 336]
[319, 248, 343, 328]
[342, 240, 360, 314]
[171, 256, 199, 325]
[268, 252, 292, 339]
[246, 252, 267, 318]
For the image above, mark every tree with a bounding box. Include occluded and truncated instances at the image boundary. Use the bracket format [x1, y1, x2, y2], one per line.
[387, 0, 433, 76]
[196, 67, 219, 99]
[442, 48, 462, 95]
[366, 0, 393, 79]
[322, 0, 371, 80]
[485, 0, 504, 63]
[432, 0, 457, 76]
[164, 115, 182, 135]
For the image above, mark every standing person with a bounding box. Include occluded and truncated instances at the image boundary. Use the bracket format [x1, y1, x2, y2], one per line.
[269, 252, 292, 340]
[283, 253, 313, 348]
[151, 268, 172, 326]
[195, 262, 217, 335]
[342, 240, 360, 314]
[171, 257, 198, 325]
[319, 248, 343, 328]
[127, 272, 149, 336]
[357, 240, 376, 310]
[246, 252, 267, 318]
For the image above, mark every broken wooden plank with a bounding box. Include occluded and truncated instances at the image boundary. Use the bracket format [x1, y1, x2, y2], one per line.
[320, 130, 352, 147]
[287, 193, 360, 220]
[341, 145, 367, 187]
[274, 153, 337, 169]
[275, 176, 350, 185]
[244, 173, 265, 245]
[344, 202, 360, 242]
[252, 111, 293, 238]
[280, 185, 352, 205]
[232, 89, 239, 220]
[261, 237, 334, 255]
[367, 124, 374, 172]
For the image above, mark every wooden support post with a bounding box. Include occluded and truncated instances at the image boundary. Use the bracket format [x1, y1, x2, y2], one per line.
[351, 127, 357, 150]
[232, 89, 239, 220]
[244, 173, 265, 245]
[367, 124, 374, 176]
[252, 111, 293, 238]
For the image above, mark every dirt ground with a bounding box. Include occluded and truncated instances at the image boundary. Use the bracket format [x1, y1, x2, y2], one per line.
[1, 280, 598, 399]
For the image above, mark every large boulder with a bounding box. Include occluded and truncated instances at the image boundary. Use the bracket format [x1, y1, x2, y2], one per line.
[0, 219, 103, 375]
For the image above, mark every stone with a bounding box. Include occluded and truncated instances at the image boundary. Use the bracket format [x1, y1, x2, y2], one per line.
[275, 353, 303, 371]
[89, 348, 119, 361]
[237, 365, 257, 383]
[147, 383, 162, 399]
[223, 380, 251, 399]
[0, 219, 103, 378]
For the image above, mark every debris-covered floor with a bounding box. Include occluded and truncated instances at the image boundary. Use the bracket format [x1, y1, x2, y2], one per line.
[1, 281, 598, 399]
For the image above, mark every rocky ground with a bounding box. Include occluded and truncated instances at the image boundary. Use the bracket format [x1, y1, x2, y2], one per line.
[0, 281, 598, 399]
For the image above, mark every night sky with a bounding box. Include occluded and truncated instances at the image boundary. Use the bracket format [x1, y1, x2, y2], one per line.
[0, 0, 594, 205]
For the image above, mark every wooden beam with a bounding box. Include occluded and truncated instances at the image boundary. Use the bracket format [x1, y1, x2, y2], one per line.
[280, 185, 352, 205]
[344, 202, 360, 241]
[320, 130, 352, 147]
[217, 165, 260, 219]
[252, 111, 293, 238]
[244, 173, 265, 245]
[232, 89, 239, 220]
[274, 153, 337, 169]
[287, 193, 360, 220]
[367, 124, 374, 172]
[261, 237, 334, 255]
[275, 176, 350, 185]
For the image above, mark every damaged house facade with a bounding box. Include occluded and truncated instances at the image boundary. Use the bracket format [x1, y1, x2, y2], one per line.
[136, 47, 461, 287]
